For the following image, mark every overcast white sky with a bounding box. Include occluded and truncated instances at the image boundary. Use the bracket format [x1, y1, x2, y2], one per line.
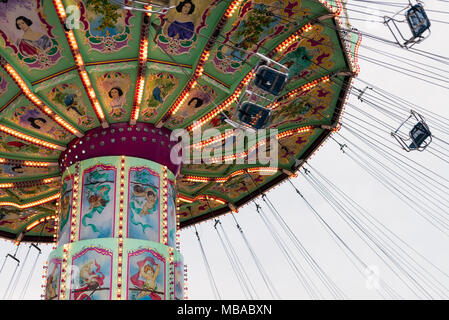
[1, 0, 449, 300]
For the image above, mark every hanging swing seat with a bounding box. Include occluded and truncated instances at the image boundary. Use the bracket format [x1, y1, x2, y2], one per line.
[237, 102, 271, 130]
[406, 4, 431, 38]
[4, 253, 20, 265]
[408, 121, 432, 150]
[254, 65, 289, 96]
[227, 53, 289, 130]
[252, 53, 289, 96]
[384, 2, 431, 48]
[391, 111, 432, 152]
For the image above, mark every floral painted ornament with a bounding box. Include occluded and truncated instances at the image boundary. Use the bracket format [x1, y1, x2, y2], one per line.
[81, 0, 133, 53]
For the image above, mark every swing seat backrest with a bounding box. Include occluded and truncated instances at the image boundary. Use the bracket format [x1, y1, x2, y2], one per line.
[408, 121, 431, 149]
[238, 102, 271, 129]
[254, 65, 288, 96]
[406, 4, 431, 38]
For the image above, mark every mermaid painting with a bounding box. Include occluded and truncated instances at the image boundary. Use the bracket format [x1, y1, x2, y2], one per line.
[73, 260, 105, 300]
[130, 256, 162, 300]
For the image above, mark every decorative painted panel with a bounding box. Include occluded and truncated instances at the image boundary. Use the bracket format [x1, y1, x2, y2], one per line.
[70, 246, 114, 300]
[127, 167, 160, 242]
[127, 247, 166, 300]
[45, 256, 62, 300]
[79, 163, 117, 240]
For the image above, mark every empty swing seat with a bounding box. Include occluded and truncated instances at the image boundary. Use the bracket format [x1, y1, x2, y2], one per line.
[408, 121, 431, 149]
[254, 66, 288, 96]
[406, 4, 431, 38]
[238, 102, 271, 129]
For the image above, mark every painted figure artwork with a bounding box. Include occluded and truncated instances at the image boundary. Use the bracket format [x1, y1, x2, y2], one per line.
[98, 71, 131, 121]
[81, 0, 133, 53]
[167, 0, 196, 41]
[0, 132, 58, 157]
[214, 0, 308, 74]
[108, 87, 126, 117]
[58, 177, 73, 246]
[49, 83, 95, 128]
[0, 0, 61, 69]
[167, 180, 177, 248]
[70, 248, 112, 300]
[15, 16, 51, 54]
[174, 261, 184, 300]
[128, 249, 165, 300]
[214, 2, 281, 73]
[0, 164, 25, 177]
[166, 83, 216, 127]
[46, 258, 61, 300]
[155, 0, 219, 55]
[140, 72, 178, 122]
[0, 163, 48, 178]
[79, 165, 116, 240]
[128, 168, 160, 242]
[12, 104, 71, 142]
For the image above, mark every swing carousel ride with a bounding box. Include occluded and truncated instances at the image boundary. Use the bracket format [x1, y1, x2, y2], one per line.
[0, 0, 362, 300]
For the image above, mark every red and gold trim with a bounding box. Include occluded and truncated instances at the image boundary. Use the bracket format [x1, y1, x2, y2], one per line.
[130, 6, 152, 125]
[159, 50, 211, 124]
[0, 193, 59, 209]
[53, 0, 107, 127]
[161, 166, 169, 245]
[276, 23, 313, 53]
[168, 247, 175, 300]
[225, 0, 245, 18]
[69, 163, 80, 244]
[117, 155, 126, 299]
[0, 177, 59, 189]
[178, 194, 226, 206]
[0, 124, 65, 151]
[182, 167, 279, 184]
[187, 72, 254, 131]
[60, 243, 69, 300]
[25, 215, 56, 232]
[0, 62, 81, 137]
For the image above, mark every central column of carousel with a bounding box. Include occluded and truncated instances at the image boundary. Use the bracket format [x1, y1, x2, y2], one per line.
[44, 123, 185, 300]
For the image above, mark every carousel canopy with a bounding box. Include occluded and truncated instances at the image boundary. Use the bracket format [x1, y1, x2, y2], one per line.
[0, 0, 359, 242]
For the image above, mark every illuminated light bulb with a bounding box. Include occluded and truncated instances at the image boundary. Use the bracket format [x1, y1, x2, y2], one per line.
[53, 2, 108, 127]
[0, 125, 64, 150]
[3, 64, 80, 136]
